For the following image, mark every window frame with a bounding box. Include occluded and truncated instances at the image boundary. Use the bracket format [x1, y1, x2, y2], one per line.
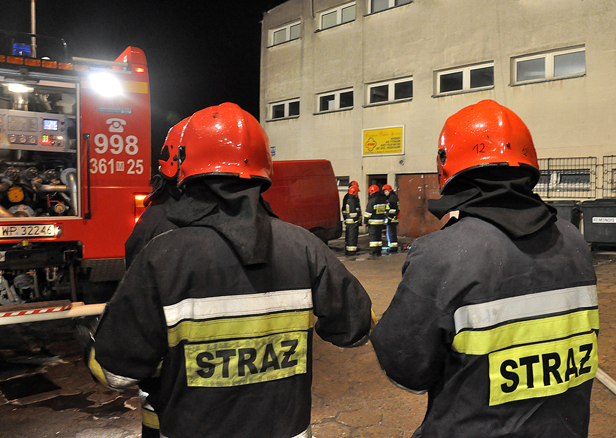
[269, 21, 301, 47]
[513, 46, 586, 85]
[369, 0, 412, 14]
[434, 62, 494, 96]
[318, 2, 357, 30]
[316, 88, 354, 113]
[365, 76, 413, 106]
[268, 98, 300, 121]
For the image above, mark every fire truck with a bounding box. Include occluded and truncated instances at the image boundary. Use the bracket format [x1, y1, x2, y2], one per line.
[0, 31, 151, 325]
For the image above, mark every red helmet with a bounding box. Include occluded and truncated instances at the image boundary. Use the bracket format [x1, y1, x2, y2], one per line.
[368, 184, 380, 195]
[159, 117, 190, 179]
[382, 184, 393, 191]
[349, 186, 359, 196]
[177, 103, 272, 188]
[350, 180, 359, 187]
[437, 99, 539, 192]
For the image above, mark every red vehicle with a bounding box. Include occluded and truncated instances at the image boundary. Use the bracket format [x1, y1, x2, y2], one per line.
[0, 32, 151, 324]
[264, 160, 342, 244]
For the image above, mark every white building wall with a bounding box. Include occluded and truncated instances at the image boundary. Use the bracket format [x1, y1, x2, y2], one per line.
[260, 0, 616, 196]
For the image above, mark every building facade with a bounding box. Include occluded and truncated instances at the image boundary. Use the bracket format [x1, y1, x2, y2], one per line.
[260, 0, 616, 237]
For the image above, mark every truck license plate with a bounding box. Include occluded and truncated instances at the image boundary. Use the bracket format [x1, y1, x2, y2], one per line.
[0, 224, 55, 238]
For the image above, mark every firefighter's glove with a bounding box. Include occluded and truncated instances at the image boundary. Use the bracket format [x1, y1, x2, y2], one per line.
[384, 218, 389, 225]
[75, 323, 95, 367]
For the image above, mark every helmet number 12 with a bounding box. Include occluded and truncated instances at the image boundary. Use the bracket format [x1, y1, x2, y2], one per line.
[473, 143, 486, 153]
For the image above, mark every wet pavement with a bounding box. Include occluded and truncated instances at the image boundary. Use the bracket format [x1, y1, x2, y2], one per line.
[0, 231, 614, 437]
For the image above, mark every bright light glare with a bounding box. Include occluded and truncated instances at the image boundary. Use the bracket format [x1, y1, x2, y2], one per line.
[7, 83, 34, 93]
[89, 72, 123, 97]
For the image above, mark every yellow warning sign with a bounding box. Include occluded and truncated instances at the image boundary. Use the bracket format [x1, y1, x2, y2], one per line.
[363, 126, 404, 156]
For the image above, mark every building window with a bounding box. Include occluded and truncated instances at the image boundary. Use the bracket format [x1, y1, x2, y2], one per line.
[317, 88, 354, 112]
[270, 21, 301, 46]
[436, 63, 494, 95]
[371, 0, 411, 13]
[269, 99, 300, 120]
[367, 77, 413, 105]
[514, 47, 585, 84]
[319, 2, 356, 30]
[336, 176, 350, 190]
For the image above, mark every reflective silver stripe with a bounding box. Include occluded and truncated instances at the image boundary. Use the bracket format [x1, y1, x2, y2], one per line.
[164, 289, 313, 327]
[453, 285, 598, 334]
[369, 241, 383, 247]
[139, 389, 154, 410]
[292, 426, 312, 438]
[103, 368, 139, 389]
[345, 219, 355, 224]
[368, 219, 384, 225]
[162, 425, 311, 438]
[346, 246, 358, 251]
[349, 212, 357, 217]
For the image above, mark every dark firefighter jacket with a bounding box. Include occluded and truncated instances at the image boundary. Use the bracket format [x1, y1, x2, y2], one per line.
[385, 191, 400, 224]
[343, 194, 361, 225]
[124, 175, 181, 269]
[371, 215, 598, 438]
[342, 192, 361, 216]
[88, 178, 373, 438]
[363, 192, 387, 226]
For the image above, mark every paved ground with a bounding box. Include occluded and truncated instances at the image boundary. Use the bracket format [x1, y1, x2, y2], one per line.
[0, 232, 614, 437]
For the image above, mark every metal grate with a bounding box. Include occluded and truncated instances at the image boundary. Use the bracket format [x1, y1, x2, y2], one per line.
[535, 157, 597, 199]
[603, 156, 616, 198]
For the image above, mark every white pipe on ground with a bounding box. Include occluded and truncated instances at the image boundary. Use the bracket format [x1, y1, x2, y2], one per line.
[0, 302, 105, 326]
[597, 367, 616, 396]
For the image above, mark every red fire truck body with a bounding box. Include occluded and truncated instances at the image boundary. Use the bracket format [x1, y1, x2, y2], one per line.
[0, 36, 151, 324]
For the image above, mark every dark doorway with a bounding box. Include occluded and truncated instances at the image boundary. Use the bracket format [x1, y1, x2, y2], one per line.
[367, 174, 387, 190]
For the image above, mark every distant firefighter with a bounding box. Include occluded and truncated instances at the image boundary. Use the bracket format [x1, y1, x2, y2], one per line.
[364, 184, 387, 256]
[343, 184, 361, 255]
[382, 184, 399, 253]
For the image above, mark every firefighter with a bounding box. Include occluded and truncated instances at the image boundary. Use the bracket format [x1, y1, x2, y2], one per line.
[79, 103, 373, 438]
[343, 185, 361, 255]
[124, 117, 189, 269]
[123, 117, 189, 438]
[370, 100, 598, 437]
[382, 184, 399, 253]
[341, 180, 361, 217]
[364, 184, 387, 256]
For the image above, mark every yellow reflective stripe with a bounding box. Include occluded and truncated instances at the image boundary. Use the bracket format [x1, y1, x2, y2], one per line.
[142, 407, 160, 429]
[82, 80, 149, 94]
[168, 310, 314, 347]
[184, 331, 308, 387]
[452, 309, 599, 355]
[124, 80, 149, 94]
[488, 332, 597, 406]
[88, 349, 110, 386]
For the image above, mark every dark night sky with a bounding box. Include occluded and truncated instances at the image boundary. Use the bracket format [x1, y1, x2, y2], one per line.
[2, 0, 287, 150]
